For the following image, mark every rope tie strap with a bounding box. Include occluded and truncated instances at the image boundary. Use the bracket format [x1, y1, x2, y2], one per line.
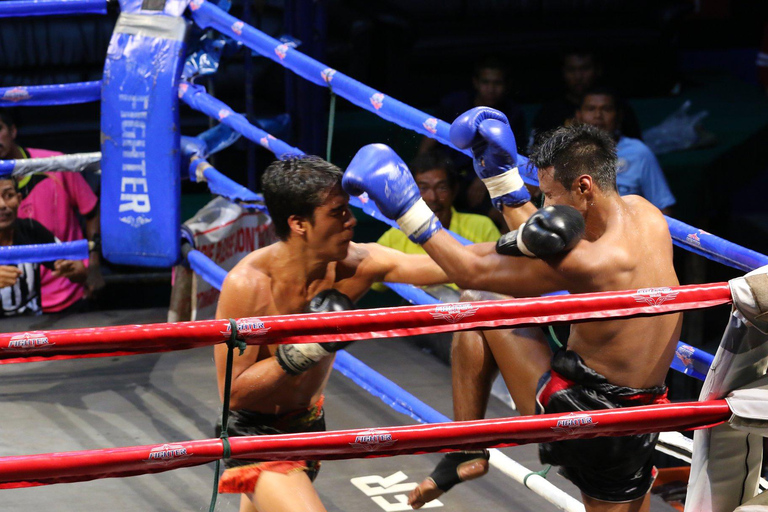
[209, 319, 246, 512]
[523, 465, 552, 488]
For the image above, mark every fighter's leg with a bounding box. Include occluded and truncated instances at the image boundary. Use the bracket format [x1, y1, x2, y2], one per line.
[451, 328, 499, 421]
[409, 291, 503, 509]
[482, 326, 552, 416]
[248, 470, 327, 512]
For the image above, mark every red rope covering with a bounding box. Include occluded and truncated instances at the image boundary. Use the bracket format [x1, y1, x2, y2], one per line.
[0, 282, 731, 363]
[0, 399, 730, 489]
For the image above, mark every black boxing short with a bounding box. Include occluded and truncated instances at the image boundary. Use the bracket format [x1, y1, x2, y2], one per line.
[535, 350, 668, 503]
[216, 396, 325, 494]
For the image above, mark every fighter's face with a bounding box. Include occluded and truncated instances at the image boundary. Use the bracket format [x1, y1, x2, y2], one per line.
[0, 120, 17, 160]
[577, 94, 619, 134]
[562, 55, 598, 97]
[0, 179, 20, 230]
[473, 68, 507, 107]
[415, 169, 456, 225]
[307, 185, 357, 260]
[537, 166, 584, 214]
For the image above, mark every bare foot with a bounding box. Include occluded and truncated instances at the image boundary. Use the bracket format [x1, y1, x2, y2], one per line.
[408, 478, 442, 510]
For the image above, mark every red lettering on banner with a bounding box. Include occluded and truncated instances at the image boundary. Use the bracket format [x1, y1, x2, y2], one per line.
[244, 227, 255, 252]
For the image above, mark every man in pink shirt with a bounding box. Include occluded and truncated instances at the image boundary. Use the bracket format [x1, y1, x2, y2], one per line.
[0, 108, 104, 313]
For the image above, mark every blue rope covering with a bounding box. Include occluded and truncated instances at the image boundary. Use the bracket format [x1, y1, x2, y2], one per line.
[0, 0, 106, 18]
[188, 0, 539, 185]
[187, 157, 266, 209]
[0, 81, 101, 107]
[333, 350, 450, 424]
[0, 240, 88, 264]
[179, 82, 302, 159]
[187, 249, 227, 290]
[666, 216, 768, 273]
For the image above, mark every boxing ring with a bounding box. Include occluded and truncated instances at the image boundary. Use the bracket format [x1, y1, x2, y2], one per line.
[2, 1, 768, 511]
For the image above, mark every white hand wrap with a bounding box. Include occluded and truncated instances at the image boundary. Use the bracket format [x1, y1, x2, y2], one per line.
[481, 167, 525, 199]
[396, 198, 435, 239]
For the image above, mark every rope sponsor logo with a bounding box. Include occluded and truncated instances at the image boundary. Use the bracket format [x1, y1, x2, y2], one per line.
[551, 413, 597, 435]
[2, 87, 30, 102]
[370, 93, 385, 110]
[676, 343, 695, 369]
[430, 303, 479, 323]
[275, 44, 290, 61]
[423, 118, 438, 134]
[350, 429, 397, 452]
[189, 0, 203, 10]
[321, 68, 337, 84]
[685, 229, 708, 248]
[146, 443, 190, 464]
[222, 318, 271, 337]
[178, 82, 189, 98]
[633, 287, 679, 306]
[231, 21, 244, 35]
[259, 134, 275, 149]
[7, 332, 52, 350]
[218, 109, 231, 120]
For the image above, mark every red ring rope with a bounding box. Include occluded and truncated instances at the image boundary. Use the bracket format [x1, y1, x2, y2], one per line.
[0, 399, 730, 489]
[0, 282, 731, 363]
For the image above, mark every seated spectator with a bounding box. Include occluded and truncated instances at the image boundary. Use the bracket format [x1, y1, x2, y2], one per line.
[575, 86, 676, 214]
[0, 177, 86, 317]
[418, 56, 526, 226]
[374, 151, 500, 296]
[0, 108, 104, 313]
[530, 50, 642, 145]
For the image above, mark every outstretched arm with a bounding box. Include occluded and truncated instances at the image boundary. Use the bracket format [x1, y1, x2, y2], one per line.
[422, 230, 571, 297]
[361, 243, 449, 286]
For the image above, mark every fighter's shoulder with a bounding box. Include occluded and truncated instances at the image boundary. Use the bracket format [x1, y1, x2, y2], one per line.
[222, 253, 272, 298]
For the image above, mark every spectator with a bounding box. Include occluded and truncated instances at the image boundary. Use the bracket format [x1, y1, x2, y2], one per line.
[0, 108, 104, 313]
[575, 86, 676, 214]
[418, 56, 526, 225]
[530, 50, 643, 145]
[375, 151, 500, 295]
[0, 177, 86, 317]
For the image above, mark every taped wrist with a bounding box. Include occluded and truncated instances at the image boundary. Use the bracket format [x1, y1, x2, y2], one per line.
[396, 198, 442, 244]
[429, 450, 490, 492]
[481, 168, 530, 209]
[276, 343, 330, 375]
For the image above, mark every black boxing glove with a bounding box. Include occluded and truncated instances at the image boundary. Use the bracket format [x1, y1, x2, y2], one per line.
[496, 205, 585, 258]
[276, 289, 355, 375]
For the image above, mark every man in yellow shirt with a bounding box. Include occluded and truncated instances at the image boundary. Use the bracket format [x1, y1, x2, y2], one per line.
[375, 151, 500, 295]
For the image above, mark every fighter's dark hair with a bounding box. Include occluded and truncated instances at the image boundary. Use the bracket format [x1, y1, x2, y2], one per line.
[409, 151, 458, 188]
[529, 124, 617, 192]
[580, 85, 623, 113]
[261, 155, 343, 241]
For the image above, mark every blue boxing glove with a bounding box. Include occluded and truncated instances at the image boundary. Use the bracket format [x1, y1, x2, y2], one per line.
[343, 144, 442, 244]
[449, 107, 530, 209]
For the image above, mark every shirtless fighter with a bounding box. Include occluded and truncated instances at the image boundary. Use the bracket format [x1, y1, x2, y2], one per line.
[214, 155, 449, 512]
[343, 112, 681, 512]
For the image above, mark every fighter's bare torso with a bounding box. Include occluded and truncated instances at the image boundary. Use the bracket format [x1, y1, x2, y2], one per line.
[557, 195, 681, 389]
